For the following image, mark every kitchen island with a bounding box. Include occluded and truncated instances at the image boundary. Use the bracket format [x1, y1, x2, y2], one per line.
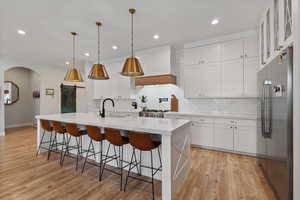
[36, 113, 192, 200]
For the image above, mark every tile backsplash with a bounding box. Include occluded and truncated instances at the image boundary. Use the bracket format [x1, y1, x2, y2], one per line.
[88, 84, 258, 115]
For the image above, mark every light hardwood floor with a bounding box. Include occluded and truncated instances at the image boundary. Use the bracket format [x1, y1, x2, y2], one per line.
[0, 126, 276, 200]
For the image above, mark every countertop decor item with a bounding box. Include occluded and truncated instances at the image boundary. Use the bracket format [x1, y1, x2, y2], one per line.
[120, 8, 144, 77]
[88, 21, 109, 80]
[45, 88, 54, 96]
[171, 94, 178, 112]
[139, 95, 147, 111]
[64, 32, 84, 82]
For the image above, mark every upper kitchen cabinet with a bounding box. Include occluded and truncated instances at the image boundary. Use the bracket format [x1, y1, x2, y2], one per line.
[183, 32, 259, 98]
[245, 35, 259, 59]
[221, 59, 244, 97]
[221, 39, 244, 61]
[184, 44, 221, 66]
[260, 0, 293, 68]
[184, 63, 221, 98]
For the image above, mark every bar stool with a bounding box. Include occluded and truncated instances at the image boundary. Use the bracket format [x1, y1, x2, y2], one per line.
[61, 123, 87, 170]
[81, 125, 105, 181]
[36, 120, 53, 156]
[47, 121, 68, 162]
[100, 128, 132, 190]
[124, 132, 162, 200]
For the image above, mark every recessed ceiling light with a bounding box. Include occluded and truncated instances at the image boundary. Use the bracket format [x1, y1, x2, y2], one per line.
[112, 45, 118, 50]
[65, 61, 70, 65]
[84, 52, 90, 57]
[153, 34, 160, 39]
[211, 19, 219, 25]
[17, 30, 26, 35]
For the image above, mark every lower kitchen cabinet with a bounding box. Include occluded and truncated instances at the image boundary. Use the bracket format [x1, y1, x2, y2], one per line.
[234, 123, 257, 154]
[165, 114, 257, 155]
[191, 119, 214, 147]
[214, 123, 234, 151]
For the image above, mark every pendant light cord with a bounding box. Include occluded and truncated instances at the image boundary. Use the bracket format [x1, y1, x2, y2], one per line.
[98, 24, 100, 64]
[131, 12, 134, 58]
[73, 34, 75, 69]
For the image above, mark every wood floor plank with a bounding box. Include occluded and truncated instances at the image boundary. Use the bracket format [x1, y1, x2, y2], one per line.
[0, 126, 276, 200]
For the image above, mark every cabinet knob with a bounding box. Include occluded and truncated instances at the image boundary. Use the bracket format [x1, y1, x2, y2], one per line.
[240, 55, 244, 59]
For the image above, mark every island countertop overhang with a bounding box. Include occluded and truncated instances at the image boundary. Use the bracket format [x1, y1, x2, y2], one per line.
[36, 113, 191, 135]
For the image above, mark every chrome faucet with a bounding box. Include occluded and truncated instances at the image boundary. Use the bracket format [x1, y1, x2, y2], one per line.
[100, 98, 115, 118]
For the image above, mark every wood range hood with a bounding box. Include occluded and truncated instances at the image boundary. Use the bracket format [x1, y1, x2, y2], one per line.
[135, 74, 176, 86]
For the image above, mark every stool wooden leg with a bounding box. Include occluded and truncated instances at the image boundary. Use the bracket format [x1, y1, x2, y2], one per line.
[81, 139, 92, 174]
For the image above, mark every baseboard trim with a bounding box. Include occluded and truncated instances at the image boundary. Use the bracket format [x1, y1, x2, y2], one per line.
[6, 123, 33, 129]
[191, 144, 257, 157]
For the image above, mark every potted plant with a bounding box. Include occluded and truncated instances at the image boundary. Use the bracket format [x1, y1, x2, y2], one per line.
[139, 95, 148, 111]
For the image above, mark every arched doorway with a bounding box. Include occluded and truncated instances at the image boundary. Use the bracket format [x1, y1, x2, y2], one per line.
[3, 66, 41, 133]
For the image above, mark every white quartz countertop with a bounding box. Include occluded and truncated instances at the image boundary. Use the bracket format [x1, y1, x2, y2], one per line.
[36, 113, 191, 135]
[165, 112, 257, 120]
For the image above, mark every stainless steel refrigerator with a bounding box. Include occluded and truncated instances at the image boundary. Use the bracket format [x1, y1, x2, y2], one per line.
[257, 47, 293, 200]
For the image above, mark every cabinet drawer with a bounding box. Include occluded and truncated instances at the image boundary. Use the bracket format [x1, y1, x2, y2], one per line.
[214, 118, 236, 125]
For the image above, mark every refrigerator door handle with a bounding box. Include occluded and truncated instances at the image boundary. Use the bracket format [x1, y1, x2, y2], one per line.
[261, 83, 265, 137]
[264, 81, 272, 138]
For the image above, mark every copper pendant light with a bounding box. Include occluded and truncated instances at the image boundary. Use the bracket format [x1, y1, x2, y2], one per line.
[88, 22, 109, 80]
[121, 8, 144, 77]
[64, 32, 84, 82]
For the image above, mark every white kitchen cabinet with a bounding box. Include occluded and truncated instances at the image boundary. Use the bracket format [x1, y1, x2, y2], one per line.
[184, 44, 221, 66]
[221, 39, 244, 61]
[184, 63, 221, 98]
[221, 59, 244, 97]
[244, 36, 259, 58]
[234, 125, 257, 154]
[234, 120, 257, 154]
[183, 66, 201, 98]
[190, 118, 214, 147]
[214, 122, 234, 151]
[244, 58, 259, 97]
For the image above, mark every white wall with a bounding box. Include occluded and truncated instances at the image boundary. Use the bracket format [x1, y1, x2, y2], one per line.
[293, 0, 300, 198]
[4, 67, 39, 128]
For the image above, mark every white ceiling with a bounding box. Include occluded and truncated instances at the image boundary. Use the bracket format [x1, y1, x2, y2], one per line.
[0, 0, 269, 68]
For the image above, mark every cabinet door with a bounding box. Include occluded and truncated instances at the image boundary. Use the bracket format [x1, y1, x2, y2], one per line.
[214, 124, 234, 150]
[221, 60, 244, 96]
[244, 58, 259, 97]
[244, 36, 259, 58]
[200, 63, 221, 97]
[235, 125, 257, 154]
[184, 66, 202, 98]
[221, 39, 244, 61]
[184, 44, 221, 66]
[191, 120, 214, 147]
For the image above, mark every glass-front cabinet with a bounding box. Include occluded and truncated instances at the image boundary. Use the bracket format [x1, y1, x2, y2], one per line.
[260, 0, 293, 68]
